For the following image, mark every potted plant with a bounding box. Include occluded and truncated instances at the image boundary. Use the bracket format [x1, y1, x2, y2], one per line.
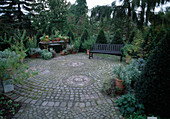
[72, 39, 81, 53]
[54, 31, 60, 41]
[0, 50, 19, 93]
[63, 36, 69, 42]
[40, 34, 45, 42]
[60, 49, 68, 55]
[41, 49, 52, 60]
[113, 64, 126, 94]
[40, 35, 51, 42]
[49, 48, 56, 58]
[66, 45, 74, 54]
[28, 48, 42, 58]
[82, 37, 96, 55]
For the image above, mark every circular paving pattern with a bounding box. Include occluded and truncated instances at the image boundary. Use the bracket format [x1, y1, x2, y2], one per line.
[67, 61, 85, 67]
[4, 53, 123, 119]
[64, 75, 92, 87]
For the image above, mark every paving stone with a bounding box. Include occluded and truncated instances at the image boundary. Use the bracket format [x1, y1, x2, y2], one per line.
[30, 100, 37, 104]
[60, 102, 67, 107]
[15, 96, 24, 102]
[48, 102, 54, 106]
[79, 103, 85, 108]
[54, 102, 60, 106]
[86, 102, 91, 107]
[35, 100, 43, 106]
[42, 102, 48, 106]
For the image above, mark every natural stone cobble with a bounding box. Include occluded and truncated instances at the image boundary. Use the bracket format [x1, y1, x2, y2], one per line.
[5, 53, 123, 118]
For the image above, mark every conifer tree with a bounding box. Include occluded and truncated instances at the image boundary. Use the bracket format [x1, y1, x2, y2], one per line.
[96, 29, 107, 44]
[135, 29, 170, 117]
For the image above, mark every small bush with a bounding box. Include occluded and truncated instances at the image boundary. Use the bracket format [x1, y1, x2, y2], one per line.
[41, 49, 52, 60]
[101, 78, 115, 96]
[116, 93, 144, 117]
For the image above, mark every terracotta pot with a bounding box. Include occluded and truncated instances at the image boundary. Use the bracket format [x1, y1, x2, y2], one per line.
[55, 38, 60, 41]
[115, 78, 125, 94]
[64, 39, 69, 42]
[60, 52, 68, 56]
[52, 40, 55, 43]
[115, 78, 125, 89]
[30, 54, 37, 58]
[126, 56, 132, 63]
[71, 51, 76, 54]
[86, 49, 89, 55]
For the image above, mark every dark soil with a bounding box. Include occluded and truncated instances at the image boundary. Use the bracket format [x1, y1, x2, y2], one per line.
[0, 93, 22, 119]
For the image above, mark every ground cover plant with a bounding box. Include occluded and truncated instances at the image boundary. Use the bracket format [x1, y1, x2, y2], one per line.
[0, 93, 22, 119]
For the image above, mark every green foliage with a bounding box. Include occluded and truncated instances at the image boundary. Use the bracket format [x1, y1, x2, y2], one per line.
[123, 58, 145, 91]
[122, 30, 144, 58]
[28, 48, 42, 55]
[142, 27, 166, 59]
[1, 30, 28, 60]
[101, 78, 115, 96]
[0, 94, 20, 118]
[96, 29, 107, 44]
[135, 29, 170, 118]
[75, 0, 88, 20]
[127, 112, 146, 119]
[26, 36, 37, 49]
[113, 58, 145, 91]
[41, 49, 52, 60]
[79, 29, 89, 52]
[0, 0, 34, 36]
[82, 36, 96, 50]
[0, 49, 20, 81]
[81, 29, 89, 42]
[71, 38, 81, 51]
[0, 49, 35, 83]
[113, 64, 125, 80]
[111, 30, 123, 44]
[116, 93, 144, 117]
[91, 5, 112, 27]
[31, 0, 69, 35]
[67, 30, 75, 42]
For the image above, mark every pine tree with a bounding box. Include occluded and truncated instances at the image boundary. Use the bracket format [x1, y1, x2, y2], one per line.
[31, 0, 69, 35]
[0, 0, 34, 36]
[75, 0, 88, 20]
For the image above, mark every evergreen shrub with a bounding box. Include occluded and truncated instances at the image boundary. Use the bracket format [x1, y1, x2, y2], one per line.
[96, 28, 107, 44]
[111, 30, 123, 44]
[135, 29, 170, 117]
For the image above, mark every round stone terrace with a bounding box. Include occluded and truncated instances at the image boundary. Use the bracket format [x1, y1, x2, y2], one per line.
[5, 53, 124, 119]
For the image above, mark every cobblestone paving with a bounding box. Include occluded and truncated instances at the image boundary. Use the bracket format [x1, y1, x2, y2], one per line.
[5, 53, 123, 119]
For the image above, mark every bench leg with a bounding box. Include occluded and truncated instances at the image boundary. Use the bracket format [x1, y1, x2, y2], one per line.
[120, 56, 122, 62]
[89, 53, 93, 59]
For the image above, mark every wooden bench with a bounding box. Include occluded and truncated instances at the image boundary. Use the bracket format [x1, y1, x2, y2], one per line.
[89, 43, 124, 62]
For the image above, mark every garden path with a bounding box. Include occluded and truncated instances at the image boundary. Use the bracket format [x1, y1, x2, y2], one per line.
[5, 53, 123, 119]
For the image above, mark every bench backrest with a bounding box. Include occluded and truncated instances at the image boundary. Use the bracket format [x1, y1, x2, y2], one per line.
[91, 44, 123, 52]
